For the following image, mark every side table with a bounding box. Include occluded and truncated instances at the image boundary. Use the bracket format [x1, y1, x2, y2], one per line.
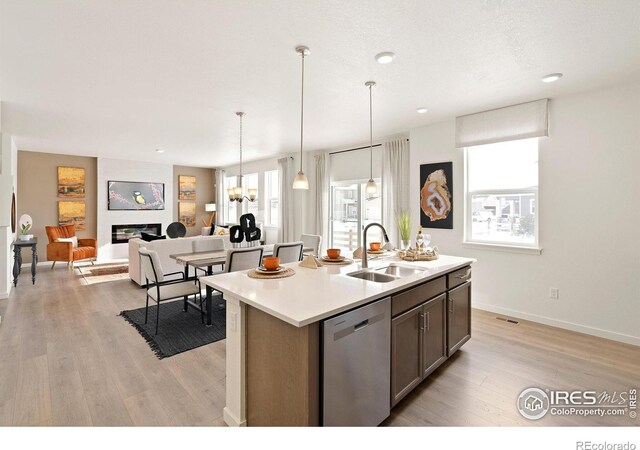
[12, 237, 38, 286]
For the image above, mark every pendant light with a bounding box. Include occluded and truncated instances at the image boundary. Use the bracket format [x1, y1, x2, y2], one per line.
[227, 112, 257, 203]
[365, 81, 378, 195]
[292, 45, 310, 190]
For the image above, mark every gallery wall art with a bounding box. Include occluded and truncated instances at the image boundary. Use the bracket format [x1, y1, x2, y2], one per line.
[58, 166, 86, 198]
[178, 202, 196, 227]
[59, 201, 86, 230]
[178, 175, 196, 200]
[420, 162, 453, 229]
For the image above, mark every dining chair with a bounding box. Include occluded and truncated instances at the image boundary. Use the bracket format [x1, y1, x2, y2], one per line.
[273, 241, 304, 263]
[300, 234, 322, 257]
[224, 246, 264, 273]
[139, 248, 202, 334]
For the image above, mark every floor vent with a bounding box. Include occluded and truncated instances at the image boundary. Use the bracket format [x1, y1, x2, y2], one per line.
[496, 316, 519, 325]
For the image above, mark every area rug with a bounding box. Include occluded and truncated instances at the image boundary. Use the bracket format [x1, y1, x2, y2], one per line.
[120, 300, 226, 359]
[78, 263, 129, 284]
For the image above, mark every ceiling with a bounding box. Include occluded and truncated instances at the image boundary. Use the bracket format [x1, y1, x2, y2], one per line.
[1, 0, 639, 167]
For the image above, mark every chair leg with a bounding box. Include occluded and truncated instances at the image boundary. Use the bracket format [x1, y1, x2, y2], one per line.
[51, 261, 56, 270]
[144, 294, 150, 324]
[199, 293, 204, 324]
[91, 259, 95, 265]
[155, 300, 160, 335]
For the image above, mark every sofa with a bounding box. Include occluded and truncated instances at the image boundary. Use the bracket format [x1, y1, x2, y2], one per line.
[128, 235, 231, 286]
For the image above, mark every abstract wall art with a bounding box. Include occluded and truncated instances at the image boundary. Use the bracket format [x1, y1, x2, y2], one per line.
[178, 175, 196, 201]
[58, 166, 86, 198]
[59, 201, 86, 230]
[178, 201, 196, 227]
[420, 162, 453, 229]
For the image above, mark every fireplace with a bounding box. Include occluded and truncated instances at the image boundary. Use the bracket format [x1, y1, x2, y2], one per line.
[111, 223, 162, 244]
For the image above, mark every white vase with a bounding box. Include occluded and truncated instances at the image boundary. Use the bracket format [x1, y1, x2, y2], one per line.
[19, 234, 33, 241]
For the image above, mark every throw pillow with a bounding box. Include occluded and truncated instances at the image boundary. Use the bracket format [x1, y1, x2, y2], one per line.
[57, 236, 78, 248]
[214, 226, 228, 235]
[141, 232, 166, 242]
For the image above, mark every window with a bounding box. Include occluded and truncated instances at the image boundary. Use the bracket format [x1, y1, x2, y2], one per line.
[243, 173, 259, 215]
[330, 179, 382, 251]
[264, 170, 279, 227]
[223, 175, 238, 224]
[465, 138, 538, 248]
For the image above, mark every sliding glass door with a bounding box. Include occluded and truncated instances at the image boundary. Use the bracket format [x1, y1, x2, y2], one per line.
[330, 179, 382, 251]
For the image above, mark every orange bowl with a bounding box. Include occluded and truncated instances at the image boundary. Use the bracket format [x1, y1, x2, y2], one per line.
[262, 257, 280, 271]
[369, 242, 382, 251]
[326, 248, 341, 259]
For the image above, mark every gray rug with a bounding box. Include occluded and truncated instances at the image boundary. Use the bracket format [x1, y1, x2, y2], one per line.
[120, 299, 226, 359]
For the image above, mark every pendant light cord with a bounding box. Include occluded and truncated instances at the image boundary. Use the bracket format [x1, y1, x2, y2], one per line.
[300, 52, 305, 172]
[369, 83, 373, 179]
[239, 113, 243, 187]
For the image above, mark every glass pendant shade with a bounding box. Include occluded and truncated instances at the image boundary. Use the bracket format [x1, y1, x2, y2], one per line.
[227, 188, 235, 200]
[248, 188, 257, 200]
[233, 186, 243, 199]
[365, 178, 377, 194]
[293, 171, 309, 190]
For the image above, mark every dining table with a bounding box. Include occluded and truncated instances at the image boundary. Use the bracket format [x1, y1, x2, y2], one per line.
[169, 244, 313, 326]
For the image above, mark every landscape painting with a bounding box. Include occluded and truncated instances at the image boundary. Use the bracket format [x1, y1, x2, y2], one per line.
[108, 181, 165, 210]
[59, 201, 86, 230]
[58, 166, 85, 198]
[179, 202, 196, 227]
[420, 162, 453, 229]
[178, 175, 196, 200]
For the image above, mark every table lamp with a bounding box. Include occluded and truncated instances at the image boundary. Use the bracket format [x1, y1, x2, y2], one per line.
[203, 203, 216, 227]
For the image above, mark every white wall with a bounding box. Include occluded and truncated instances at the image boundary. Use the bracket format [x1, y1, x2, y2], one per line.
[409, 82, 640, 345]
[97, 158, 173, 261]
[0, 132, 18, 299]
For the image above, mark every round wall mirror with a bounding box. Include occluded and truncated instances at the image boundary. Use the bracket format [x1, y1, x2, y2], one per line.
[10, 192, 16, 233]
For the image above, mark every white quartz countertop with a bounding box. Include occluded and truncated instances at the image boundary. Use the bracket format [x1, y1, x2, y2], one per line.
[200, 254, 476, 327]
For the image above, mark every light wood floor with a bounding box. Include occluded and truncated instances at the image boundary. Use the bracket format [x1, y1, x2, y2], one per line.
[1, 264, 638, 426]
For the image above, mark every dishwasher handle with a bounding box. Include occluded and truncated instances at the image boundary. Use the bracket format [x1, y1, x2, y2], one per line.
[354, 319, 369, 331]
[332, 311, 386, 341]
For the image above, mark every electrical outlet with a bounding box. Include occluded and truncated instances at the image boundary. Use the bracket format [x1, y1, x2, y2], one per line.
[549, 287, 559, 300]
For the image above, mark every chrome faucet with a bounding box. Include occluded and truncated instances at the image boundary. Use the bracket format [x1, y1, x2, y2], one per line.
[362, 222, 391, 269]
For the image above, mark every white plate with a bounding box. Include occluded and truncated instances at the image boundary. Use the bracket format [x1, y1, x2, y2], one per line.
[256, 266, 285, 274]
[322, 255, 345, 262]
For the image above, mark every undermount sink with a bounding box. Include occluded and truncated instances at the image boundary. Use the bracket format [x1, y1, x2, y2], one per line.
[347, 264, 426, 283]
[347, 271, 398, 283]
[374, 263, 426, 278]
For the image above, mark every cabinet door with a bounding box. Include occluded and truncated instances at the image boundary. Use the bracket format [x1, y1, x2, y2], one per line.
[422, 294, 447, 377]
[447, 281, 471, 356]
[391, 304, 423, 406]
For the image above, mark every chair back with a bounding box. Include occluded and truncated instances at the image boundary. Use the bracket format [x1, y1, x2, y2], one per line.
[139, 248, 164, 283]
[193, 237, 225, 253]
[225, 247, 264, 273]
[300, 234, 322, 257]
[46, 224, 76, 244]
[273, 241, 304, 263]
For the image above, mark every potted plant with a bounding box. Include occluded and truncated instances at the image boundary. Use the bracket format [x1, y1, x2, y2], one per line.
[397, 210, 412, 250]
[19, 221, 33, 241]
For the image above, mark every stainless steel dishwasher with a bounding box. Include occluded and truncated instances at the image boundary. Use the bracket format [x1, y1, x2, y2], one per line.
[322, 297, 391, 426]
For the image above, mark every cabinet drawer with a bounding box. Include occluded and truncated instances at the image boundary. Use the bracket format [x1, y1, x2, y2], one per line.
[447, 266, 471, 289]
[392, 276, 446, 317]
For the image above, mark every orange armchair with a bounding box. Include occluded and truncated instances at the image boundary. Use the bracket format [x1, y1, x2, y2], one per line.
[45, 224, 97, 269]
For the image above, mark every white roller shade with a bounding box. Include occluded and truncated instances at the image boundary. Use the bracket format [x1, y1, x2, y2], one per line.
[455, 99, 548, 148]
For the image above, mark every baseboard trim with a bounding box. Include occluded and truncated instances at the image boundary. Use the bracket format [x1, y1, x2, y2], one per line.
[223, 407, 246, 427]
[473, 302, 640, 347]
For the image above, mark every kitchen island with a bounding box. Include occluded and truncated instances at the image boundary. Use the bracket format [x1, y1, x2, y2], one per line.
[200, 254, 475, 427]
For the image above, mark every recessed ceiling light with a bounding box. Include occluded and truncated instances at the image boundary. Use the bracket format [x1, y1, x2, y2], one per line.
[155, 148, 164, 153]
[542, 73, 563, 83]
[375, 52, 395, 64]
[416, 107, 428, 114]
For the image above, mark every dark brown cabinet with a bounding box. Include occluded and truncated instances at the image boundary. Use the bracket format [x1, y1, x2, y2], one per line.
[391, 293, 448, 406]
[447, 281, 471, 356]
[390, 266, 472, 407]
[422, 294, 447, 377]
[391, 304, 423, 406]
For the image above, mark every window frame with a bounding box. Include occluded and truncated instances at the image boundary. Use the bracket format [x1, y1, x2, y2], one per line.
[463, 145, 541, 252]
[264, 169, 279, 227]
